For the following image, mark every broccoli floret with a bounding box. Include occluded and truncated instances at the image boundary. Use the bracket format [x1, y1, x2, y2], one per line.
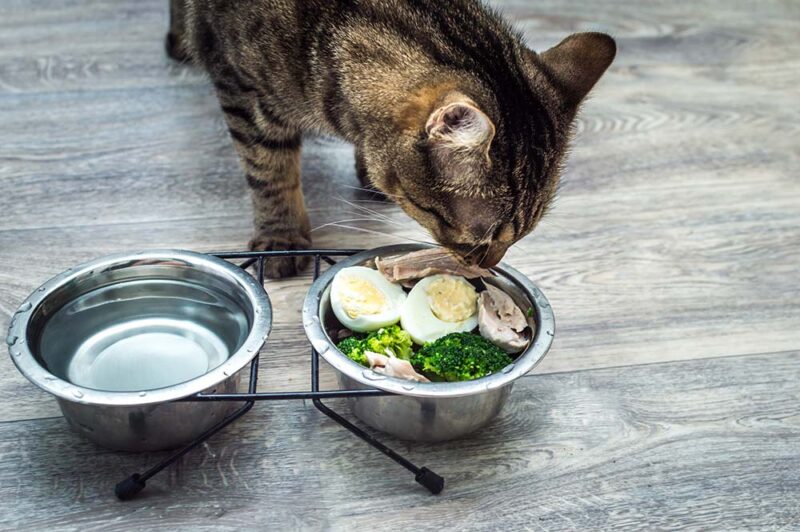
[363, 325, 413, 360]
[336, 335, 368, 366]
[411, 332, 513, 382]
[336, 325, 413, 367]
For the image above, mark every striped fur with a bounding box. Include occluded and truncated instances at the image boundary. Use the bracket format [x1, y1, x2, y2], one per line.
[168, 0, 615, 277]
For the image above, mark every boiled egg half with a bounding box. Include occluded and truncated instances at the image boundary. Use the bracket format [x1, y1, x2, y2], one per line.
[330, 266, 406, 332]
[400, 274, 479, 344]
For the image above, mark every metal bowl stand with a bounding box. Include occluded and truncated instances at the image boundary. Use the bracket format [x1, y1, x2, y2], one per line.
[114, 249, 444, 501]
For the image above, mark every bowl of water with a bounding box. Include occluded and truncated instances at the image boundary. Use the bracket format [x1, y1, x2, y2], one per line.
[6, 250, 271, 451]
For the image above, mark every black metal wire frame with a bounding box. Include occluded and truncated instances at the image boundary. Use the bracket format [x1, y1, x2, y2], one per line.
[115, 249, 444, 500]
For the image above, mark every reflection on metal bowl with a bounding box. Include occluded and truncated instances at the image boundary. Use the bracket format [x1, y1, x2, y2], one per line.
[6, 250, 271, 451]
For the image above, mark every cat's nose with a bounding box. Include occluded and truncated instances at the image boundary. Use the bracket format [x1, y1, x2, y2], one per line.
[477, 241, 509, 269]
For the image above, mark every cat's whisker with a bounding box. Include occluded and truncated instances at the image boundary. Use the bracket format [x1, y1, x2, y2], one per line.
[341, 184, 403, 199]
[334, 208, 406, 230]
[510, 242, 530, 254]
[315, 223, 436, 246]
[310, 218, 384, 232]
[335, 196, 398, 224]
[334, 197, 437, 244]
[465, 224, 497, 259]
[478, 241, 492, 266]
[318, 197, 399, 230]
[306, 202, 398, 226]
[347, 198, 397, 205]
[510, 236, 540, 256]
[329, 199, 440, 251]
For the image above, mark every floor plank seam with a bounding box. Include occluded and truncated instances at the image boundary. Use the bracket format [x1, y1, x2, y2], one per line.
[0, 212, 246, 236]
[522, 348, 799, 379]
[0, 80, 213, 102]
[5, 349, 796, 426]
[0, 415, 63, 426]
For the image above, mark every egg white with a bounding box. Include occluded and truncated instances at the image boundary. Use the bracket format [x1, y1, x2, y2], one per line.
[400, 275, 479, 345]
[330, 266, 406, 333]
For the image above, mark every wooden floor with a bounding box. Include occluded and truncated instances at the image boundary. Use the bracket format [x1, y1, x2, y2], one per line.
[1, 0, 798, 529]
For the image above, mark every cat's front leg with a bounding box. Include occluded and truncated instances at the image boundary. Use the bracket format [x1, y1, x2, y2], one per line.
[166, 0, 191, 62]
[222, 100, 311, 278]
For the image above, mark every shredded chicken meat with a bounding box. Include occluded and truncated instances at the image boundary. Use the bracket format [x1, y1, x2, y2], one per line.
[375, 248, 493, 286]
[365, 351, 430, 383]
[477, 284, 531, 353]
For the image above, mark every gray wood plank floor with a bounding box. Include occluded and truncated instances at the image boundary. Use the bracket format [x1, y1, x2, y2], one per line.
[0, 0, 798, 529]
[0, 352, 798, 530]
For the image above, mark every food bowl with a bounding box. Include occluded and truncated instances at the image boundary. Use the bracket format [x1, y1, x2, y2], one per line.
[302, 244, 555, 442]
[6, 250, 271, 451]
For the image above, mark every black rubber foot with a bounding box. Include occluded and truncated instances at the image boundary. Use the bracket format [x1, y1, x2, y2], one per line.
[115, 474, 146, 501]
[415, 467, 445, 494]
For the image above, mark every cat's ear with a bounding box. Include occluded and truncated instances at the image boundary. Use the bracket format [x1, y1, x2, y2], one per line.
[426, 97, 495, 161]
[538, 32, 616, 108]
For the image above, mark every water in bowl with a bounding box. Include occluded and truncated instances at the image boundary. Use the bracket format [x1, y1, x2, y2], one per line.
[36, 278, 249, 392]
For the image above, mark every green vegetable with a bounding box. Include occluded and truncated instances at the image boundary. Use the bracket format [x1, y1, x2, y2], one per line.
[336, 335, 369, 366]
[363, 325, 413, 360]
[411, 332, 513, 382]
[526, 307, 534, 318]
[336, 325, 414, 367]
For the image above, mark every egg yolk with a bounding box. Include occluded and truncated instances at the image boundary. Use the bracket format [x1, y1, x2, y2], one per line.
[339, 276, 388, 318]
[426, 277, 478, 323]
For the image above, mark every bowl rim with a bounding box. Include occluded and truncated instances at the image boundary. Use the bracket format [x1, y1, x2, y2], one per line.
[302, 244, 555, 398]
[6, 249, 272, 407]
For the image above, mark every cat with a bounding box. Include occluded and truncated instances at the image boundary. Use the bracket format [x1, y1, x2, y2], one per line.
[166, 0, 615, 278]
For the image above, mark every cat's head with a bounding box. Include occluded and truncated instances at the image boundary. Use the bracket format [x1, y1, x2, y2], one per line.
[370, 32, 616, 267]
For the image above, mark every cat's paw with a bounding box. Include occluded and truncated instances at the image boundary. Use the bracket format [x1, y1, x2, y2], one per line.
[249, 233, 312, 279]
[165, 32, 192, 63]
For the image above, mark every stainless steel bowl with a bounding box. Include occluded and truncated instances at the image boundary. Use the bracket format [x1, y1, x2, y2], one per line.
[302, 244, 555, 442]
[6, 250, 271, 451]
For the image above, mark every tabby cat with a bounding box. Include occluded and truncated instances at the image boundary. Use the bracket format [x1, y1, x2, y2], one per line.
[167, 0, 615, 278]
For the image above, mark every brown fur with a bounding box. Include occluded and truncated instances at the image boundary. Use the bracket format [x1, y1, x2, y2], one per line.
[167, 0, 615, 277]
[396, 82, 458, 132]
